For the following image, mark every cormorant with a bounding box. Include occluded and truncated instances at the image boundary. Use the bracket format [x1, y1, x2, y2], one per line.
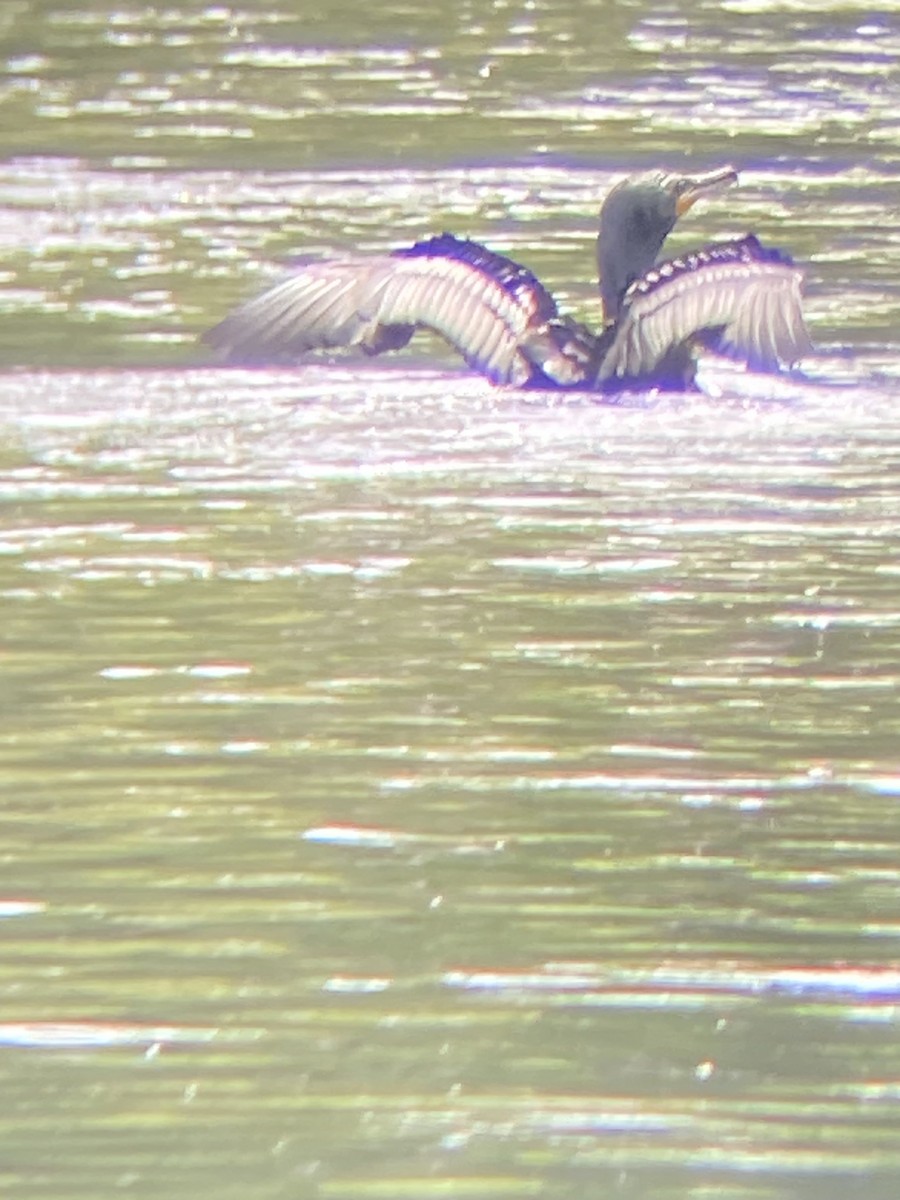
[202, 166, 812, 391]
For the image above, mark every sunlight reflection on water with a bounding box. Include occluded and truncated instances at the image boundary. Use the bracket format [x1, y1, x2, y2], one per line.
[2, 3, 900, 1197]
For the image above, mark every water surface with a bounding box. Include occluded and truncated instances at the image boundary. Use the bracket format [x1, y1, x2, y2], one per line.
[1, 3, 900, 1199]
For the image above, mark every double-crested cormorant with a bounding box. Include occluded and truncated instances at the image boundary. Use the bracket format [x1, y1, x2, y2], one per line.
[202, 166, 812, 391]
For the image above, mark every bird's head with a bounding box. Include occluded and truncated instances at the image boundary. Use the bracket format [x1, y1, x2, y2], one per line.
[597, 165, 738, 323]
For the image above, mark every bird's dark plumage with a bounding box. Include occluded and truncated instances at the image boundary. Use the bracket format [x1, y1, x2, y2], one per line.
[599, 235, 812, 384]
[202, 167, 812, 392]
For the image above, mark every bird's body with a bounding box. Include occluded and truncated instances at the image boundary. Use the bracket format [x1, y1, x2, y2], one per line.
[202, 167, 812, 392]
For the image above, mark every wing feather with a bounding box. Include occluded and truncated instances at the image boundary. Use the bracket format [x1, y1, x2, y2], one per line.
[597, 238, 813, 384]
[202, 236, 592, 386]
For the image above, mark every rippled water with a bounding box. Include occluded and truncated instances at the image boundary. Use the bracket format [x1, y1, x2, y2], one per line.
[2, 3, 900, 1199]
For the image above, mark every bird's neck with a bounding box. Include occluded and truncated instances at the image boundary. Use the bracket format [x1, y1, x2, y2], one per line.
[597, 221, 674, 325]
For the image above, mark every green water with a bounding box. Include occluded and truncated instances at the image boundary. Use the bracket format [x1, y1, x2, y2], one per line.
[1, 3, 899, 1199]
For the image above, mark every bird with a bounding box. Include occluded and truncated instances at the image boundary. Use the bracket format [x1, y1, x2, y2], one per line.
[201, 166, 813, 392]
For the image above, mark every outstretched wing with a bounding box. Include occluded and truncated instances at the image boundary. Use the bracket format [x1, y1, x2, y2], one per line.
[202, 234, 600, 388]
[597, 236, 813, 384]
[203, 257, 415, 362]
